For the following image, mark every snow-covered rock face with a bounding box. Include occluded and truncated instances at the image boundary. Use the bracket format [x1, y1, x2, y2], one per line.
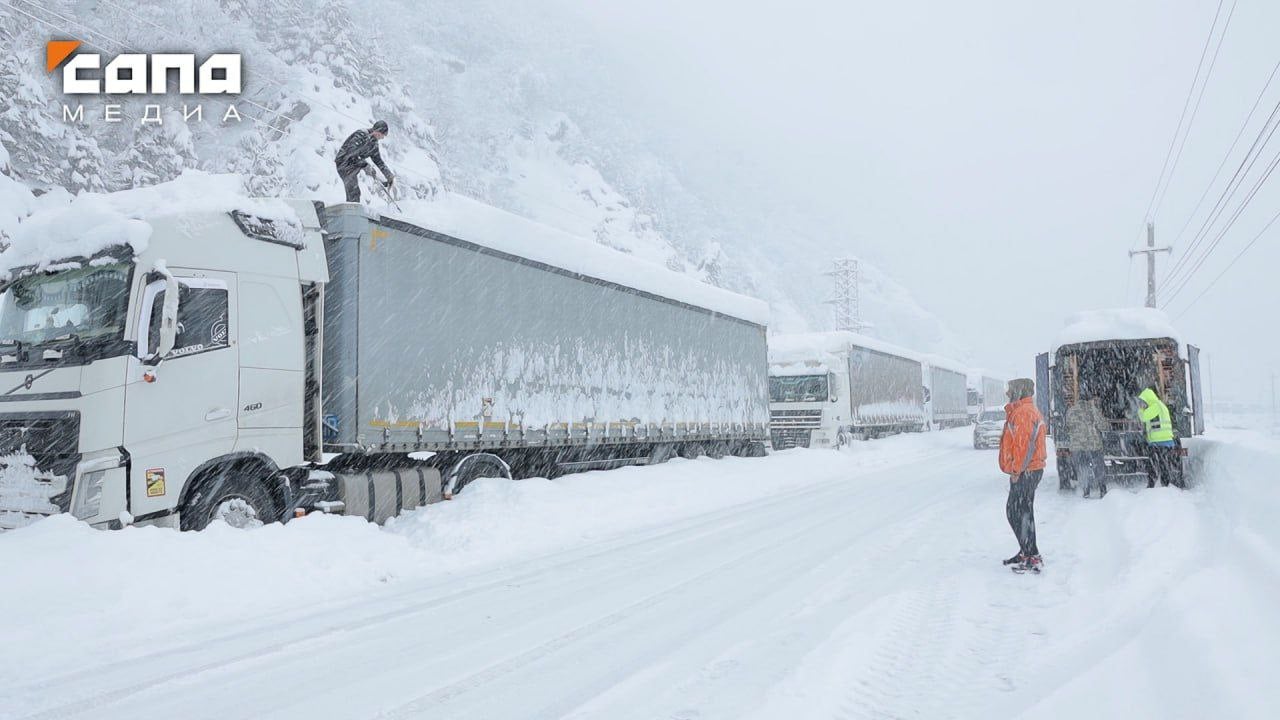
[0, 0, 966, 360]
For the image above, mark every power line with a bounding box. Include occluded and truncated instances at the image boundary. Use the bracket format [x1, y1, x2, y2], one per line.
[1136, 0, 1228, 236]
[1171, 204, 1280, 319]
[1170, 55, 1280, 250]
[1162, 94, 1280, 290]
[1162, 141, 1280, 305]
[1150, 0, 1238, 220]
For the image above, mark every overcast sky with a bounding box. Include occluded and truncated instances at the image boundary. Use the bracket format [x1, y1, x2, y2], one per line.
[539, 0, 1277, 404]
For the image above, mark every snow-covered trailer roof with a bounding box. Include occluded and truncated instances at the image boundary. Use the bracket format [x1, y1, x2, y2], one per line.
[1053, 308, 1182, 356]
[388, 193, 769, 326]
[2, 173, 766, 327]
[768, 330, 923, 367]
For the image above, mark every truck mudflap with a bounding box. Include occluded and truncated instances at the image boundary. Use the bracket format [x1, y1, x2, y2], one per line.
[294, 466, 443, 524]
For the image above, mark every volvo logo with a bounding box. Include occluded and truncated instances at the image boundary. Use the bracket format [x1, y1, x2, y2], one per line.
[23, 374, 34, 390]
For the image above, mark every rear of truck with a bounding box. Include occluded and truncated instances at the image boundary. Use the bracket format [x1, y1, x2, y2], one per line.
[1045, 337, 1203, 488]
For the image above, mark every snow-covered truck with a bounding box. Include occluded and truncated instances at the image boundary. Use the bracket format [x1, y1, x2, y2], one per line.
[966, 372, 1007, 422]
[768, 331, 924, 448]
[921, 356, 970, 429]
[1036, 309, 1204, 490]
[0, 176, 769, 531]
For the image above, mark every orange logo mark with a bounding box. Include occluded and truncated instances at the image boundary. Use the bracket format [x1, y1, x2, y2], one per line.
[46, 40, 80, 73]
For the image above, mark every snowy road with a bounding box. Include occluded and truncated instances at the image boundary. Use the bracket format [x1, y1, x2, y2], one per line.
[4, 428, 1279, 719]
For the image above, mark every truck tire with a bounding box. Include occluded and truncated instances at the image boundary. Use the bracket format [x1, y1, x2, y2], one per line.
[180, 465, 279, 531]
[679, 443, 704, 460]
[443, 453, 511, 499]
[648, 443, 676, 465]
[705, 441, 729, 459]
[733, 440, 767, 458]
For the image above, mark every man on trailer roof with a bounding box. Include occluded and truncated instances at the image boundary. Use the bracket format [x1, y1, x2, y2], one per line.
[335, 120, 395, 203]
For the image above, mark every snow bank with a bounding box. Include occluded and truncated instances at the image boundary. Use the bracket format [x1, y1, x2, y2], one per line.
[0, 432, 961, 681]
[1055, 307, 1180, 352]
[393, 193, 769, 326]
[1, 172, 300, 278]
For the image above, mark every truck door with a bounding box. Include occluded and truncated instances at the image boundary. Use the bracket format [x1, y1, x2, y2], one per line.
[124, 271, 239, 519]
[1187, 344, 1205, 436]
[1035, 352, 1051, 435]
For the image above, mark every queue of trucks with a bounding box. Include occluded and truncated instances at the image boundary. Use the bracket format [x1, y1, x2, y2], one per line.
[765, 332, 1000, 449]
[0, 180, 1199, 532]
[0, 190, 769, 531]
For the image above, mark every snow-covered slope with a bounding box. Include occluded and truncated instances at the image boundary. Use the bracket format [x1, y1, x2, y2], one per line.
[0, 0, 967, 358]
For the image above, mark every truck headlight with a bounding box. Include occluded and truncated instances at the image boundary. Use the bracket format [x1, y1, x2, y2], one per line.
[72, 470, 107, 520]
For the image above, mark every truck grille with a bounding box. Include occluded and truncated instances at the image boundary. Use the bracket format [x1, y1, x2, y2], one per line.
[0, 412, 81, 519]
[771, 428, 813, 450]
[770, 409, 823, 429]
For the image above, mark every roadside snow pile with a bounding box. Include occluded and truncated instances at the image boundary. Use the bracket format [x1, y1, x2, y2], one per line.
[1055, 307, 1180, 351]
[393, 192, 770, 325]
[1, 171, 300, 278]
[0, 432, 963, 681]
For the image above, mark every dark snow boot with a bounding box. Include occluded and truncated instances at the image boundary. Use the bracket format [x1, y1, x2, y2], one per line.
[1002, 553, 1024, 566]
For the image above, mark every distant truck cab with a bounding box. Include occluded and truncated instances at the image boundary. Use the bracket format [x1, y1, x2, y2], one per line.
[768, 332, 925, 449]
[1036, 310, 1205, 490]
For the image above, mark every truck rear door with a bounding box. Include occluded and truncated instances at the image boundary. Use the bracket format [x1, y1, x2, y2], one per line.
[1187, 344, 1205, 435]
[1035, 352, 1051, 435]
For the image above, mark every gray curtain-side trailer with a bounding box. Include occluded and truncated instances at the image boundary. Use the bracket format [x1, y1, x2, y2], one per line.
[310, 203, 769, 514]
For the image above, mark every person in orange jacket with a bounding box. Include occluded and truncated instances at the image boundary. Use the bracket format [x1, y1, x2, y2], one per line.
[999, 377, 1048, 572]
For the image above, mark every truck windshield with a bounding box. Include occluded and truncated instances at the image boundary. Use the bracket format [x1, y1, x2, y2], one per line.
[0, 263, 131, 347]
[769, 375, 829, 402]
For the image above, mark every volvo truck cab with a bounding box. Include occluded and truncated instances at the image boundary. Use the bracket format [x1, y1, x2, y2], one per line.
[0, 203, 327, 531]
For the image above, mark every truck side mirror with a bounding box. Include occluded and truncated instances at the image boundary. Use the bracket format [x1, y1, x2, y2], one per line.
[144, 263, 180, 365]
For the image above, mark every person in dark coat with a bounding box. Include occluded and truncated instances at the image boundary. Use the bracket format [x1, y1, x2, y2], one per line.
[335, 120, 394, 202]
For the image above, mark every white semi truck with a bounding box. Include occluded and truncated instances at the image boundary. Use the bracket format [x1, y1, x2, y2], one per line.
[768, 331, 924, 448]
[0, 182, 769, 531]
[966, 372, 1007, 422]
[920, 355, 970, 430]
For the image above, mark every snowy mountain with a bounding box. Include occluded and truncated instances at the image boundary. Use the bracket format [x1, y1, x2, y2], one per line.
[0, 0, 969, 361]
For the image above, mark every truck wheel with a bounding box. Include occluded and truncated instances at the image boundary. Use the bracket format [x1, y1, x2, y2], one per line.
[706, 441, 729, 459]
[648, 443, 676, 465]
[679, 443, 704, 460]
[180, 467, 278, 531]
[734, 441, 767, 458]
[443, 453, 511, 499]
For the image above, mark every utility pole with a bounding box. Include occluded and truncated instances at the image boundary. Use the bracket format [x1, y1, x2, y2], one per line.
[825, 257, 865, 332]
[1130, 222, 1172, 308]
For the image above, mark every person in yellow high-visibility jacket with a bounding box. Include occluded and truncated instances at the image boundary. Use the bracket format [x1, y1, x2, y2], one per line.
[1138, 387, 1180, 487]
